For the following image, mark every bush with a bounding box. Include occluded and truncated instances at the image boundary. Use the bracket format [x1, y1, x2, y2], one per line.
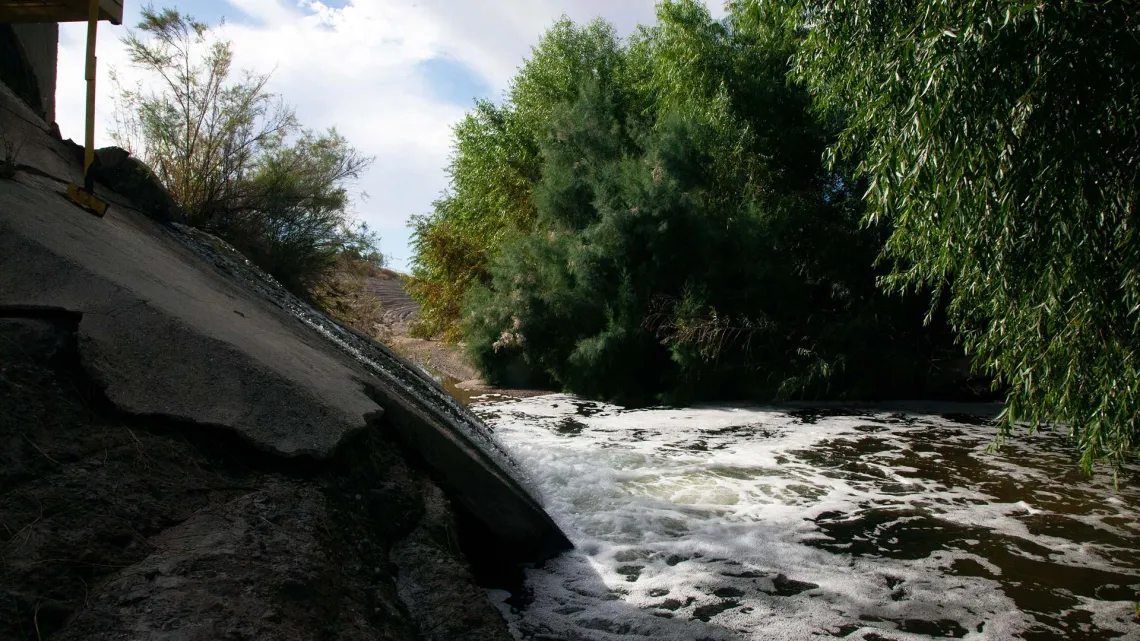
[114, 6, 377, 296]
[407, 18, 633, 340]
[758, 0, 1140, 468]
[461, 3, 973, 405]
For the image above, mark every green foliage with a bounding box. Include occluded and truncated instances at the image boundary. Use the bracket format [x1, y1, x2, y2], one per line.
[511, 18, 633, 133]
[461, 2, 970, 406]
[114, 5, 377, 294]
[407, 17, 633, 340]
[225, 129, 376, 291]
[758, 0, 1140, 468]
[407, 100, 537, 340]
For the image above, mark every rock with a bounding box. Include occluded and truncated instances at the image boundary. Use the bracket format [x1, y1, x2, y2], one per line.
[53, 479, 419, 641]
[390, 483, 513, 641]
[91, 146, 185, 223]
[0, 314, 514, 640]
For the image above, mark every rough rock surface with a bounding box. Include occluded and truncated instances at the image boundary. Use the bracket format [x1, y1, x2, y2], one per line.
[90, 145, 184, 223]
[0, 315, 509, 640]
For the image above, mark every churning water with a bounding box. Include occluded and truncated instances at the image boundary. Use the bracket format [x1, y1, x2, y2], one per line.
[472, 395, 1140, 641]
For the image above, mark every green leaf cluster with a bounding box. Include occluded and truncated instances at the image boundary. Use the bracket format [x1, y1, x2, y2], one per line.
[114, 6, 378, 294]
[407, 18, 633, 340]
[757, 0, 1139, 469]
[444, 1, 973, 405]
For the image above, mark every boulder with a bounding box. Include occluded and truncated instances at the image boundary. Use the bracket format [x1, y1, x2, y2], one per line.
[91, 145, 185, 223]
[0, 315, 511, 641]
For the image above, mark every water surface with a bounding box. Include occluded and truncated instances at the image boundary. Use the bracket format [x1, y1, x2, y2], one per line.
[473, 395, 1140, 640]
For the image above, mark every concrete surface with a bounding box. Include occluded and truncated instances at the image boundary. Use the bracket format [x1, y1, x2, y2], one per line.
[0, 171, 384, 457]
[10, 23, 56, 123]
[0, 78, 571, 559]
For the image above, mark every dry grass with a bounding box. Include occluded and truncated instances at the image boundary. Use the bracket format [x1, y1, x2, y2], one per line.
[310, 254, 394, 342]
[0, 134, 25, 179]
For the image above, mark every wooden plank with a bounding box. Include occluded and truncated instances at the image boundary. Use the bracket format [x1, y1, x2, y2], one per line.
[0, 0, 123, 24]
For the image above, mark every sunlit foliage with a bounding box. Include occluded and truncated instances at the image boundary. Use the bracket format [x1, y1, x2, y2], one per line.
[458, 1, 970, 405]
[407, 18, 632, 340]
[748, 0, 1140, 468]
[114, 7, 380, 294]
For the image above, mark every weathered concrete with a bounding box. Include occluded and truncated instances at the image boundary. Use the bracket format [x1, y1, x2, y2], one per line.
[0, 78, 83, 184]
[0, 173, 385, 457]
[10, 23, 57, 122]
[0, 23, 56, 123]
[0, 77, 571, 559]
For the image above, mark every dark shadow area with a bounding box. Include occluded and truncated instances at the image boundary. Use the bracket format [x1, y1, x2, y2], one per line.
[0, 25, 46, 121]
[0, 308, 505, 640]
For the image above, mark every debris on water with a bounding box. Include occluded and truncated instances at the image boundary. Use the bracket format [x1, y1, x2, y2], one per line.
[769, 574, 818, 597]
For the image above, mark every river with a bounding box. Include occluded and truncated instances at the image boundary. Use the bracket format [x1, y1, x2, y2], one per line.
[469, 394, 1140, 641]
[173, 215, 1139, 639]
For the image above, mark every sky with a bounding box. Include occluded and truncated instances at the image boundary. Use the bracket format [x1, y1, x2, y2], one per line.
[56, 0, 727, 271]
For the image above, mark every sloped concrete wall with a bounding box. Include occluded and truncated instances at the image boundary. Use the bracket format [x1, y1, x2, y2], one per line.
[12, 23, 57, 123]
[0, 75, 572, 563]
[0, 22, 57, 122]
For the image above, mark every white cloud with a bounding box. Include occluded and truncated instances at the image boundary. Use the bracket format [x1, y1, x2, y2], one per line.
[55, 0, 728, 270]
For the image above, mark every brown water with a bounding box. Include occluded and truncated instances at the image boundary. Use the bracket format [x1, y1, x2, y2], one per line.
[472, 396, 1140, 640]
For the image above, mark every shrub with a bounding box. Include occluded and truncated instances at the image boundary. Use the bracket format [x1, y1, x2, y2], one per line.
[462, 3, 971, 406]
[407, 18, 633, 340]
[114, 6, 376, 296]
[757, 0, 1140, 468]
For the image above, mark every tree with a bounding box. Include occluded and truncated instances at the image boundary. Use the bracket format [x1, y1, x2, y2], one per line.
[407, 100, 537, 340]
[461, 2, 973, 406]
[113, 6, 377, 293]
[406, 17, 634, 340]
[753, 0, 1140, 469]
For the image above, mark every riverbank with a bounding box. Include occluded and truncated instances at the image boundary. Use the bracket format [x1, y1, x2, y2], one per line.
[365, 275, 554, 404]
[0, 76, 569, 639]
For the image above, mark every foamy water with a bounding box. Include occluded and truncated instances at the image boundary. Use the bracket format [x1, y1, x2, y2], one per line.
[472, 395, 1140, 640]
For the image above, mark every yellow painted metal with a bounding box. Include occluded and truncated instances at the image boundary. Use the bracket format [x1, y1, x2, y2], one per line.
[0, 0, 124, 25]
[82, 0, 96, 178]
[64, 0, 109, 216]
[66, 182, 108, 217]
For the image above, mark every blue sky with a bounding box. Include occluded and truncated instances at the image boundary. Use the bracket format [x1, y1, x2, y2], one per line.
[417, 57, 491, 105]
[56, 0, 726, 271]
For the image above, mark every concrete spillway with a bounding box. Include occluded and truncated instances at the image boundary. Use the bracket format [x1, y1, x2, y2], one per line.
[0, 76, 571, 563]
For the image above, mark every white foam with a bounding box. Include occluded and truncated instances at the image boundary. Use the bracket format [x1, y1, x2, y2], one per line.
[476, 395, 1140, 640]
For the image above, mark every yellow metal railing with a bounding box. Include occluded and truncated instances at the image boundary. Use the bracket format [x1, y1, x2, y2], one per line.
[3, 0, 124, 215]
